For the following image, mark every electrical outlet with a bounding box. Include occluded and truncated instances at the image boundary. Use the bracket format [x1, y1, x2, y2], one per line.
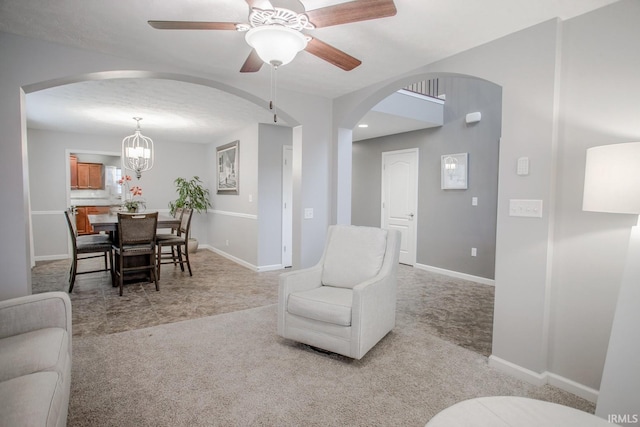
[471, 247, 477, 257]
[225, 239, 229, 246]
[304, 208, 314, 219]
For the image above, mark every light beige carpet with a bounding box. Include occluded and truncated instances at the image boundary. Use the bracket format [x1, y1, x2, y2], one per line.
[69, 303, 593, 426]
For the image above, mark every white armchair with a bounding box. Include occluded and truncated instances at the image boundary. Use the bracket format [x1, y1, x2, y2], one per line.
[278, 225, 401, 359]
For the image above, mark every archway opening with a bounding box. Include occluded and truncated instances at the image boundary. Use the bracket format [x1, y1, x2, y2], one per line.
[342, 72, 502, 282]
[24, 71, 301, 269]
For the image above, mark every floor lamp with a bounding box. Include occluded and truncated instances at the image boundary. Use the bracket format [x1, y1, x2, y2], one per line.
[582, 142, 640, 425]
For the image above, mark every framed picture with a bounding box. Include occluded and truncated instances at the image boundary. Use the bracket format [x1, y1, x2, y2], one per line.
[441, 153, 468, 189]
[217, 140, 239, 195]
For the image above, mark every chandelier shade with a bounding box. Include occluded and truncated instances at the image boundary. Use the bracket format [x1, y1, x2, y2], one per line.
[122, 117, 154, 179]
[245, 25, 308, 66]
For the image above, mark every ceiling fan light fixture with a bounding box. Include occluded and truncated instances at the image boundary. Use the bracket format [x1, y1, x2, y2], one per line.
[245, 25, 308, 66]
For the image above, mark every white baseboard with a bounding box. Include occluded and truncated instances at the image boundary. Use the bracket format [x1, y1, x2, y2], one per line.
[35, 254, 69, 262]
[488, 355, 599, 403]
[414, 263, 495, 286]
[488, 355, 547, 386]
[547, 372, 599, 403]
[256, 264, 285, 272]
[205, 246, 284, 272]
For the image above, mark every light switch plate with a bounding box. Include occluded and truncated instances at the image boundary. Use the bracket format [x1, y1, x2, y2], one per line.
[304, 208, 314, 219]
[509, 199, 543, 218]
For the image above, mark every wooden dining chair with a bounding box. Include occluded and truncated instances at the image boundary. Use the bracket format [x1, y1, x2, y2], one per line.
[64, 209, 113, 293]
[113, 212, 158, 296]
[156, 208, 193, 280]
[155, 207, 183, 240]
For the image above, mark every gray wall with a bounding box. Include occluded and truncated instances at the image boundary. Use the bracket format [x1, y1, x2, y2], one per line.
[258, 124, 292, 268]
[352, 76, 501, 279]
[208, 124, 260, 266]
[207, 123, 293, 270]
[550, 0, 640, 399]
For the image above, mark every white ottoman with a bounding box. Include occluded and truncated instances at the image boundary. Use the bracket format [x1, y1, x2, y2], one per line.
[426, 396, 616, 427]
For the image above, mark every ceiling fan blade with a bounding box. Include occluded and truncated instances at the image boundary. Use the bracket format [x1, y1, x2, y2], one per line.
[305, 37, 361, 71]
[245, 0, 274, 9]
[306, 0, 397, 28]
[148, 21, 238, 30]
[240, 49, 264, 73]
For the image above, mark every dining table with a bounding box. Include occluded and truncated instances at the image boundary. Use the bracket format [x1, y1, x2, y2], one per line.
[88, 212, 181, 284]
[88, 212, 180, 235]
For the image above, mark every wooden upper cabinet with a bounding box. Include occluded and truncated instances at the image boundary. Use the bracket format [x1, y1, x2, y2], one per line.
[88, 164, 102, 189]
[76, 162, 103, 189]
[70, 155, 78, 189]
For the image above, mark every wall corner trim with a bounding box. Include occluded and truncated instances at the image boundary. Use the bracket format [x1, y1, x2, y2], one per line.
[414, 263, 495, 286]
[488, 355, 599, 403]
[204, 246, 284, 273]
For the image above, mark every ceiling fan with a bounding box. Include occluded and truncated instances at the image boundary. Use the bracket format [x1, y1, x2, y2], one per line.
[148, 0, 397, 73]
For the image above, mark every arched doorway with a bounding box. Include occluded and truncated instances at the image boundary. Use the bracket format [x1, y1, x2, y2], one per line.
[24, 71, 301, 269]
[341, 73, 502, 282]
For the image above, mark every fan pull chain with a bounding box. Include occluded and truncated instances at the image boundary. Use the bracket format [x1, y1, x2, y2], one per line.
[270, 63, 274, 111]
[269, 62, 278, 123]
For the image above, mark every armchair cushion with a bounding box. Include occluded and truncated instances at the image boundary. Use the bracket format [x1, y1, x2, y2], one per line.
[287, 286, 353, 326]
[321, 225, 387, 289]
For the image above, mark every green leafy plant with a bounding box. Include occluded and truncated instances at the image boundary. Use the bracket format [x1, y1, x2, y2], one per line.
[169, 176, 212, 215]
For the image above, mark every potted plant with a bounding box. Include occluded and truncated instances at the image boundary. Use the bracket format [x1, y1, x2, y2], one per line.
[169, 176, 212, 252]
[118, 175, 146, 212]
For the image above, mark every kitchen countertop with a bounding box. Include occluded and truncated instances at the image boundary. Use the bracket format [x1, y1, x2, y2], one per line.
[71, 198, 121, 207]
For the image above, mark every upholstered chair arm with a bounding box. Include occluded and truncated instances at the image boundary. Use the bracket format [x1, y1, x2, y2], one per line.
[0, 292, 72, 342]
[278, 264, 323, 295]
[350, 270, 397, 355]
[350, 230, 401, 358]
[278, 265, 323, 335]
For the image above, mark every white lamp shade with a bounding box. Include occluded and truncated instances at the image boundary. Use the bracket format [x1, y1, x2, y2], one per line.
[583, 142, 640, 214]
[245, 25, 307, 66]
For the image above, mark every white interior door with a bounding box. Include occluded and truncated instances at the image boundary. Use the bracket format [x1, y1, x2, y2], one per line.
[381, 148, 418, 266]
[282, 146, 293, 267]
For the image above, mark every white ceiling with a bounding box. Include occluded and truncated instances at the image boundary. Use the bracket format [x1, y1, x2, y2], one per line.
[0, 0, 619, 142]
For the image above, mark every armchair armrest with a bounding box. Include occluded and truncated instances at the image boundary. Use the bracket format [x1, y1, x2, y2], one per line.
[349, 272, 398, 357]
[352, 268, 398, 322]
[278, 264, 323, 335]
[350, 231, 401, 356]
[279, 264, 323, 294]
[0, 292, 72, 341]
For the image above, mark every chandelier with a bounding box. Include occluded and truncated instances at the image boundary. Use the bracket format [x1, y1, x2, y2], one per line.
[122, 117, 154, 179]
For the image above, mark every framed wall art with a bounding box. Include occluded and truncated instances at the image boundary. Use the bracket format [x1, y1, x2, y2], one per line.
[441, 152, 468, 190]
[217, 140, 239, 195]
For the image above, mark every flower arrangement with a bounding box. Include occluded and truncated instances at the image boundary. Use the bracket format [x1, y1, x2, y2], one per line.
[117, 175, 146, 212]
